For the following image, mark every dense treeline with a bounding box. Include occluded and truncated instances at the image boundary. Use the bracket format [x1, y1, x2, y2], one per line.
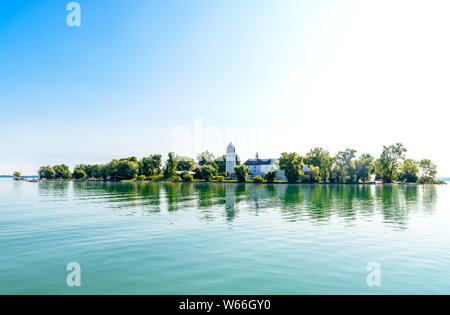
[278, 143, 442, 184]
[35, 143, 443, 184]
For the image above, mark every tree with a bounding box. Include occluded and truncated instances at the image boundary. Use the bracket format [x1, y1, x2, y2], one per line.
[197, 151, 216, 166]
[308, 165, 321, 182]
[90, 164, 104, 179]
[164, 152, 178, 179]
[72, 168, 87, 180]
[354, 154, 375, 183]
[399, 159, 418, 183]
[53, 164, 72, 179]
[176, 156, 195, 172]
[13, 171, 21, 180]
[279, 152, 304, 183]
[234, 165, 249, 182]
[332, 150, 355, 183]
[304, 148, 332, 182]
[139, 155, 162, 177]
[216, 155, 227, 175]
[116, 160, 139, 180]
[39, 166, 56, 179]
[264, 171, 277, 183]
[418, 159, 437, 183]
[375, 143, 407, 183]
[199, 165, 216, 181]
[182, 173, 193, 182]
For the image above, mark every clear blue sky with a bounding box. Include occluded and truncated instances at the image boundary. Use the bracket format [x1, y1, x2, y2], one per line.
[1, 0, 449, 175]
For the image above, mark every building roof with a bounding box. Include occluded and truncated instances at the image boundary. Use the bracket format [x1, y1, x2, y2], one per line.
[244, 158, 275, 166]
[226, 142, 235, 153]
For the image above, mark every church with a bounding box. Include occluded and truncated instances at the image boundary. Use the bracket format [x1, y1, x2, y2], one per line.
[225, 142, 238, 175]
[224, 142, 281, 178]
[224, 143, 310, 180]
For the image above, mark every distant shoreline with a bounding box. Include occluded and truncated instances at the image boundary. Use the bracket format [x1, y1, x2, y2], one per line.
[10, 178, 447, 185]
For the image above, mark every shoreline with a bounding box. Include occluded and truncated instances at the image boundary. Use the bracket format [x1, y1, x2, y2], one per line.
[18, 178, 447, 185]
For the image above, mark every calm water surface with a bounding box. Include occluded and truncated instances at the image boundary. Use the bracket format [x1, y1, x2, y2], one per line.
[1, 179, 449, 294]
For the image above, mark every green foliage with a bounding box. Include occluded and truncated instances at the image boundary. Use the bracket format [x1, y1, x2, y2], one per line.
[39, 166, 56, 179]
[139, 155, 162, 177]
[264, 171, 277, 183]
[308, 165, 321, 182]
[304, 148, 332, 182]
[101, 159, 138, 180]
[199, 165, 216, 182]
[234, 165, 249, 182]
[375, 143, 407, 183]
[215, 176, 225, 182]
[164, 153, 178, 179]
[399, 159, 418, 183]
[136, 175, 146, 181]
[53, 164, 72, 179]
[13, 171, 21, 179]
[182, 173, 193, 182]
[216, 155, 227, 175]
[279, 152, 304, 183]
[176, 156, 195, 172]
[418, 159, 437, 183]
[115, 160, 139, 180]
[252, 175, 264, 183]
[197, 151, 216, 166]
[332, 149, 357, 183]
[149, 174, 165, 182]
[72, 168, 87, 180]
[354, 154, 375, 183]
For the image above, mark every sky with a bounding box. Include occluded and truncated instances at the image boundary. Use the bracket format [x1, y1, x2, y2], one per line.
[1, 0, 449, 176]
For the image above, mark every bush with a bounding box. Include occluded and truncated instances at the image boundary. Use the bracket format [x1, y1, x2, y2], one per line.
[149, 174, 164, 182]
[136, 175, 146, 181]
[264, 171, 277, 183]
[253, 175, 264, 183]
[183, 173, 193, 182]
[215, 176, 224, 182]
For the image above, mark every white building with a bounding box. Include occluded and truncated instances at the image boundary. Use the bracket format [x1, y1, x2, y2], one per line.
[226, 142, 236, 175]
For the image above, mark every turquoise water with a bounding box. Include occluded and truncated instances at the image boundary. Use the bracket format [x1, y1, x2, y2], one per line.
[1, 179, 449, 294]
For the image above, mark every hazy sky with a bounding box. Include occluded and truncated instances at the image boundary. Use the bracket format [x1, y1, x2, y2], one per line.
[1, 0, 449, 175]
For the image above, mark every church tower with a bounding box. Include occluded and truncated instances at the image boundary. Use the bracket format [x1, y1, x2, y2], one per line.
[226, 142, 236, 175]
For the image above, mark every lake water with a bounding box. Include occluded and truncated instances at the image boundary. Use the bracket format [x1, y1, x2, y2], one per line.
[1, 179, 449, 294]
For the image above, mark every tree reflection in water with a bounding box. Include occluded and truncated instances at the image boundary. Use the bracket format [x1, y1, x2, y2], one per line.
[46, 181, 440, 228]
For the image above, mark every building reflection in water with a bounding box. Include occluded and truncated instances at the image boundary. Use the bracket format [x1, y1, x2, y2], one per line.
[44, 181, 440, 228]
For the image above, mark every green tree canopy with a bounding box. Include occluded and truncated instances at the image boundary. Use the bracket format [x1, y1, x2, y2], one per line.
[375, 143, 407, 183]
[115, 160, 139, 180]
[304, 148, 332, 182]
[354, 154, 375, 183]
[197, 151, 216, 166]
[418, 159, 437, 183]
[176, 156, 195, 172]
[139, 155, 162, 177]
[234, 165, 249, 183]
[399, 159, 419, 183]
[13, 171, 21, 179]
[264, 170, 277, 183]
[279, 152, 304, 183]
[39, 166, 56, 179]
[164, 153, 178, 179]
[53, 164, 72, 179]
[199, 164, 216, 181]
[72, 168, 87, 180]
